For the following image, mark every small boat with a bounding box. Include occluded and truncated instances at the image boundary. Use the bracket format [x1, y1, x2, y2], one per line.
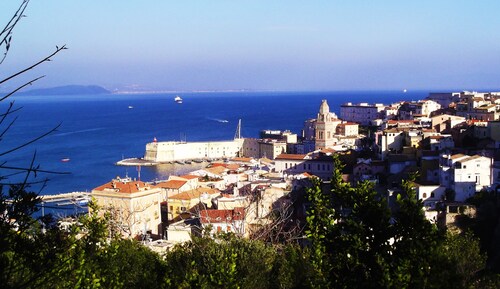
[174, 96, 183, 104]
[61, 158, 70, 162]
[128, 105, 134, 109]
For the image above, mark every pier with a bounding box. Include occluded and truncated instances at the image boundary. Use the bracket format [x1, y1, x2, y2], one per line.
[40, 191, 91, 203]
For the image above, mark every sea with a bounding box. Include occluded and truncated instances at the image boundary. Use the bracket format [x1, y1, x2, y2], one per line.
[2, 90, 428, 212]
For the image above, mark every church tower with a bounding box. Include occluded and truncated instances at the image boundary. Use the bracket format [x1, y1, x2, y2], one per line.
[315, 100, 341, 150]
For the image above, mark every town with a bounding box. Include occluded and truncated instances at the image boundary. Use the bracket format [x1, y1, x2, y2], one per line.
[89, 90, 500, 250]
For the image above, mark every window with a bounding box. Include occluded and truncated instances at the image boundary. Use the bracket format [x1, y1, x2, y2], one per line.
[423, 193, 427, 198]
[180, 206, 187, 212]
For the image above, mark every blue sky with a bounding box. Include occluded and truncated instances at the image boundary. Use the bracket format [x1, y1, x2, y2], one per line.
[1, 0, 500, 91]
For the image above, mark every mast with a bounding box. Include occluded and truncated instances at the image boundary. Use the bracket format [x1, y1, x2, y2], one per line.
[234, 119, 241, 139]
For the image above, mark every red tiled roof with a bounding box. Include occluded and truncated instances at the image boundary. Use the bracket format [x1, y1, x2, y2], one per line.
[154, 180, 187, 189]
[226, 164, 240, 171]
[231, 157, 253, 163]
[179, 174, 200, 180]
[211, 163, 227, 168]
[200, 207, 245, 223]
[338, 122, 358, 126]
[275, 154, 306, 160]
[93, 179, 151, 194]
[169, 188, 220, 201]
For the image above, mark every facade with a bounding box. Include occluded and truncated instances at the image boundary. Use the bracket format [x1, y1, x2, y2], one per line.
[273, 153, 334, 180]
[92, 177, 163, 238]
[440, 154, 493, 201]
[426, 92, 460, 108]
[340, 102, 386, 125]
[200, 207, 246, 236]
[377, 128, 405, 159]
[315, 100, 342, 150]
[241, 138, 289, 159]
[418, 100, 442, 117]
[167, 187, 221, 221]
[336, 122, 359, 136]
[144, 139, 244, 163]
[431, 114, 465, 133]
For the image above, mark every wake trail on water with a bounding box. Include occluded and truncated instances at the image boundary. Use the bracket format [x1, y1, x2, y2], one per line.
[53, 127, 106, 137]
[206, 117, 229, 123]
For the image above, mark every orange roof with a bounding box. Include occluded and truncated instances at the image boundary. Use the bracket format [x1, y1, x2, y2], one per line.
[388, 120, 414, 124]
[275, 154, 306, 160]
[169, 187, 220, 201]
[204, 166, 226, 175]
[338, 122, 358, 126]
[179, 174, 200, 180]
[200, 207, 245, 223]
[226, 163, 240, 171]
[450, 154, 466, 160]
[320, 148, 336, 153]
[231, 157, 253, 163]
[211, 163, 227, 168]
[154, 179, 187, 189]
[93, 179, 151, 194]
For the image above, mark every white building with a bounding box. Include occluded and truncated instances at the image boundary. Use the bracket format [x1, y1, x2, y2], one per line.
[377, 128, 405, 160]
[340, 102, 386, 125]
[315, 100, 342, 150]
[417, 99, 442, 117]
[144, 139, 244, 163]
[274, 153, 334, 180]
[440, 154, 493, 201]
[92, 177, 164, 238]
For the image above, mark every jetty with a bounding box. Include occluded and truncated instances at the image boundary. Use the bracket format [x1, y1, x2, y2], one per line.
[115, 158, 157, 166]
[40, 192, 91, 204]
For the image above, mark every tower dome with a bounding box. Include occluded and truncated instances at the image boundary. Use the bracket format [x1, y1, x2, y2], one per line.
[319, 99, 329, 114]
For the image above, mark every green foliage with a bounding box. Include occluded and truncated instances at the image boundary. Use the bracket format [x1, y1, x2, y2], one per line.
[163, 234, 280, 289]
[304, 156, 477, 288]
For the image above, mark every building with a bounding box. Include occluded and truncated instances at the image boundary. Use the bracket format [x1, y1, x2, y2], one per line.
[91, 177, 164, 238]
[431, 114, 465, 133]
[167, 187, 221, 221]
[273, 153, 334, 180]
[200, 207, 246, 236]
[440, 154, 493, 201]
[426, 92, 460, 108]
[315, 100, 342, 150]
[340, 102, 386, 125]
[377, 128, 405, 160]
[144, 139, 244, 163]
[336, 122, 359, 136]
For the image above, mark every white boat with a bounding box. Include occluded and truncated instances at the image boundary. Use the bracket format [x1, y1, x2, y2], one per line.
[174, 96, 183, 104]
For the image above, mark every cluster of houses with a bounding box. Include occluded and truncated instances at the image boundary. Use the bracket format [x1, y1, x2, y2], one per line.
[91, 90, 500, 245]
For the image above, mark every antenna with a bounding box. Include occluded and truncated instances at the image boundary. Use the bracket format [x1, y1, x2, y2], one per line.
[234, 119, 241, 139]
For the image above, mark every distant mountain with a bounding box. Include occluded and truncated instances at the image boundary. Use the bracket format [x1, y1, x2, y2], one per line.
[18, 85, 110, 96]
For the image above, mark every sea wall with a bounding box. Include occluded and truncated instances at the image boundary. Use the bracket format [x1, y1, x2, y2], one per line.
[144, 139, 244, 162]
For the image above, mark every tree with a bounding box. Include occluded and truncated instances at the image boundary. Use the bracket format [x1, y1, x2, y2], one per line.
[304, 155, 460, 288]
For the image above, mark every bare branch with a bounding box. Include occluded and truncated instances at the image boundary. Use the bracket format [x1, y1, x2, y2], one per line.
[0, 45, 67, 85]
[0, 75, 45, 102]
[0, 103, 22, 119]
[0, 123, 61, 157]
[0, 0, 30, 64]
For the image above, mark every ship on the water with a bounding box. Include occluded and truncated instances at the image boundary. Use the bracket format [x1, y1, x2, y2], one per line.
[174, 95, 182, 104]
